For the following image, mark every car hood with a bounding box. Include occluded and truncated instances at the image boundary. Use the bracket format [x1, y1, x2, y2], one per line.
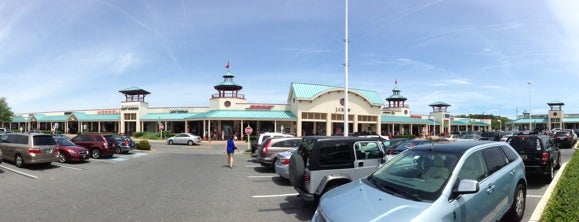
[319, 179, 431, 221]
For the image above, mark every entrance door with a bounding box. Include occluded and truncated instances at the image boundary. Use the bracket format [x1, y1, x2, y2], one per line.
[125, 121, 136, 136]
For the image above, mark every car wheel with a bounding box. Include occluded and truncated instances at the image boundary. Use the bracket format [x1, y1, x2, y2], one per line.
[91, 149, 101, 159]
[288, 153, 304, 189]
[505, 183, 526, 221]
[323, 182, 343, 195]
[188, 140, 194, 146]
[15, 154, 24, 168]
[58, 151, 67, 163]
[168, 140, 174, 145]
[545, 163, 554, 184]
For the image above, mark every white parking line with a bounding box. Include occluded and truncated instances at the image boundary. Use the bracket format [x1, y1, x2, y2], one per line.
[252, 193, 299, 198]
[54, 164, 84, 171]
[89, 159, 116, 163]
[527, 195, 543, 198]
[245, 165, 261, 168]
[247, 175, 276, 178]
[0, 165, 39, 179]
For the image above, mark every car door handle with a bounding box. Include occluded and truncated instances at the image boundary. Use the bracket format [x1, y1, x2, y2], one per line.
[486, 184, 495, 194]
[510, 169, 516, 175]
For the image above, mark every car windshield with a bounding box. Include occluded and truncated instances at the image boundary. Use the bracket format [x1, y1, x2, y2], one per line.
[369, 149, 459, 202]
[56, 138, 76, 146]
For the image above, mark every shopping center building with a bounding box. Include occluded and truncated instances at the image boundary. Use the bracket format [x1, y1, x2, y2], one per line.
[4, 70, 496, 139]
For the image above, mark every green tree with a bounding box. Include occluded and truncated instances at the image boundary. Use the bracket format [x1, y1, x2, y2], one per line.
[0, 97, 14, 125]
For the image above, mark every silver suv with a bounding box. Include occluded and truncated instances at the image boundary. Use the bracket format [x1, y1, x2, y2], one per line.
[288, 136, 386, 202]
[256, 137, 302, 168]
[0, 133, 59, 168]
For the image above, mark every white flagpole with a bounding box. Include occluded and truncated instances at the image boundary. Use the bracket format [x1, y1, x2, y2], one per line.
[343, 0, 349, 137]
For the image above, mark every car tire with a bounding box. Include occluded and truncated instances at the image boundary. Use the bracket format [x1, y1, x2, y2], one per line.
[188, 140, 194, 146]
[545, 163, 554, 184]
[91, 149, 101, 159]
[288, 153, 304, 189]
[505, 183, 526, 221]
[58, 151, 67, 163]
[15, 154, 24, 168]
[168, 140, 174, 145]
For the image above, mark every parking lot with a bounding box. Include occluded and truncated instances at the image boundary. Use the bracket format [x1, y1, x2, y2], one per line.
[0, 140, 574, 221]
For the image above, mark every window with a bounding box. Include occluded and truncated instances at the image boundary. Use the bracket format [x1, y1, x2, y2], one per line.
[457, 151, 487, 181]
[33, 135, 57, 146]
[500, 146, 519, 162]
[354, 141, 381, 160]
[481, 147, 508, 175]
[318, 141, 352, 166]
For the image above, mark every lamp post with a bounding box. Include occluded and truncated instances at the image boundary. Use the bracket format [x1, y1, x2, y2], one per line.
[528, 81, 532, 131]
[498, 119, 502, 131]
[431, 116, 436, 136]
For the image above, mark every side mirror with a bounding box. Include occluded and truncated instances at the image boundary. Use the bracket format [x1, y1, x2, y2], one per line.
[454, 179, 479, 194]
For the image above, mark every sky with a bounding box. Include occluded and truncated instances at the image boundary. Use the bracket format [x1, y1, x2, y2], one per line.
[1, 0, 579, 120]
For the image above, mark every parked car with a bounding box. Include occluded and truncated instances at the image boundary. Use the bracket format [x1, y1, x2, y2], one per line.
[166, 133, 202, 145]
[251, 132, 294, 155]
[288, 136, 386, 202]
[256, 137, 302, 169]
[554, 130, 577, 148]
[274, 148, 297, 180]
[313, 141, 527, 222]
[54, 137, 90, 163]
[507, 134, 561, 183]
[0, 133, 59, 168]
[480, 131, 502, 141]
[381, 138, 409, 161]
[71, 134, 120, 159]
[391, 139, 435, 154]
[112, 135, 136, 154]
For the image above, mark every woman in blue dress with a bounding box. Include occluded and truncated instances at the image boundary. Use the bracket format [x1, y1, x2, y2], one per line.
[226, 136, 237, 168]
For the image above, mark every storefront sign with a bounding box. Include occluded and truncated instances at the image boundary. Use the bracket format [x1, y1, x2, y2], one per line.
[97, 110, 120, 115]
[335, 107, 351, 113]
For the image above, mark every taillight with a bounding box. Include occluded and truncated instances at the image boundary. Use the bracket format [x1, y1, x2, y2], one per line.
[304, 172, 310, 183]
[541, 152, 549, 162]
[567, 135, 571, 139]
[263, 140, 272, 155]
[28, 148, 42, 154]
[124, 141, 129, 145]
[281, 159, 290, 165]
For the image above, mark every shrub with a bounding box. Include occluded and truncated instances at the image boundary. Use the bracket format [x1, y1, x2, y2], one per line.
[133, 132, 145, 138]
[136, 140, 151, 150]
[541, 151, 579, 221]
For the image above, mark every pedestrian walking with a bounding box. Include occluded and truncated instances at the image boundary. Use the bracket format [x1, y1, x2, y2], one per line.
[226, 136, 237, 168]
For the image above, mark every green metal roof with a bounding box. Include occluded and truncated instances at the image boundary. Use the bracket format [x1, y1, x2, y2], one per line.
[381, 116, 433, 124]
[290, 82, 383, 105]
[191, 110, 296, 120]
[506, 118, 548, 124]
[71, 112, 120, 121]
[429, 101, 451, 106]
[141, 113, 198, 121]
[36, 114, 70, 122]
[451, 120, 490, 126]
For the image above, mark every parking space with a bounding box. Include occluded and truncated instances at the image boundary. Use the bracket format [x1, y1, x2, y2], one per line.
[0, 151, 150, 179]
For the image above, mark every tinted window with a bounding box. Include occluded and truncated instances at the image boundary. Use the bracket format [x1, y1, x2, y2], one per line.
[507, 136, 540, 150]
[318, 141, 352, 166]
[33, 135, 56, 145]
[56, 138, 76, 146]
[17, 135, 28, 144]
[481, 147, 508, 175]
[500, 145, 519, 162]
[95, 136, 104, 142]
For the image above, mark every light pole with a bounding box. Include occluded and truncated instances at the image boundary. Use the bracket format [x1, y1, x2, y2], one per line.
[527, 80, 533, 132]
[498, 119, 502, 131]
[432, 116, 436, 136]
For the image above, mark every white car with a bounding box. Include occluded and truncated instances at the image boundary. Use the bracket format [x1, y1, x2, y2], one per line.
[166, 133, 202, 145]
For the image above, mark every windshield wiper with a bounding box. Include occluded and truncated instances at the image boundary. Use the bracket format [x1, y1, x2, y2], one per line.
[368, 176, 423, 201]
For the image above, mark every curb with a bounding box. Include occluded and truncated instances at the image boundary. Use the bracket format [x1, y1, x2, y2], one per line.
[528, 160, 569, 222]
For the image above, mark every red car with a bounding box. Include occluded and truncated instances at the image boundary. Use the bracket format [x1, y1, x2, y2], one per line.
[54, 137, 90, 163]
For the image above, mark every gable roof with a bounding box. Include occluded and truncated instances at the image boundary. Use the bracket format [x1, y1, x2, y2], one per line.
[190, 110, 296, 120]
[289, 82, 383, 105]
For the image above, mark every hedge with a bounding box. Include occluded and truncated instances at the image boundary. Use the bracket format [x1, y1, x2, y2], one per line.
[541, 150, 579, 221]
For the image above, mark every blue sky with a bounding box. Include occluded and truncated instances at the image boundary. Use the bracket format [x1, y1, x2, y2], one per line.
[1, 0, 578, 119]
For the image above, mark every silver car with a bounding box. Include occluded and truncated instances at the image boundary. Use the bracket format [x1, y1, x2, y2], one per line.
[166, 133, 202, 145]
[0, 133, 59, 168]
[313, 141, 527, 222]
[274, 148, 297, 179]
[256, 137, 301, 168]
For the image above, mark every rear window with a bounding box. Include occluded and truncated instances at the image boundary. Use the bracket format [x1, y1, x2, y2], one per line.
[33, 135, 56, 146]
[555, 132, 569, 136]
[507, 136, 540, 150]
[104, 135, 117, 143]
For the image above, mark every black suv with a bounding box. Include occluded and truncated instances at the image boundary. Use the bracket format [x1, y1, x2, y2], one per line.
[288, 136, 385, 202]
[507, 134, 561, 183]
